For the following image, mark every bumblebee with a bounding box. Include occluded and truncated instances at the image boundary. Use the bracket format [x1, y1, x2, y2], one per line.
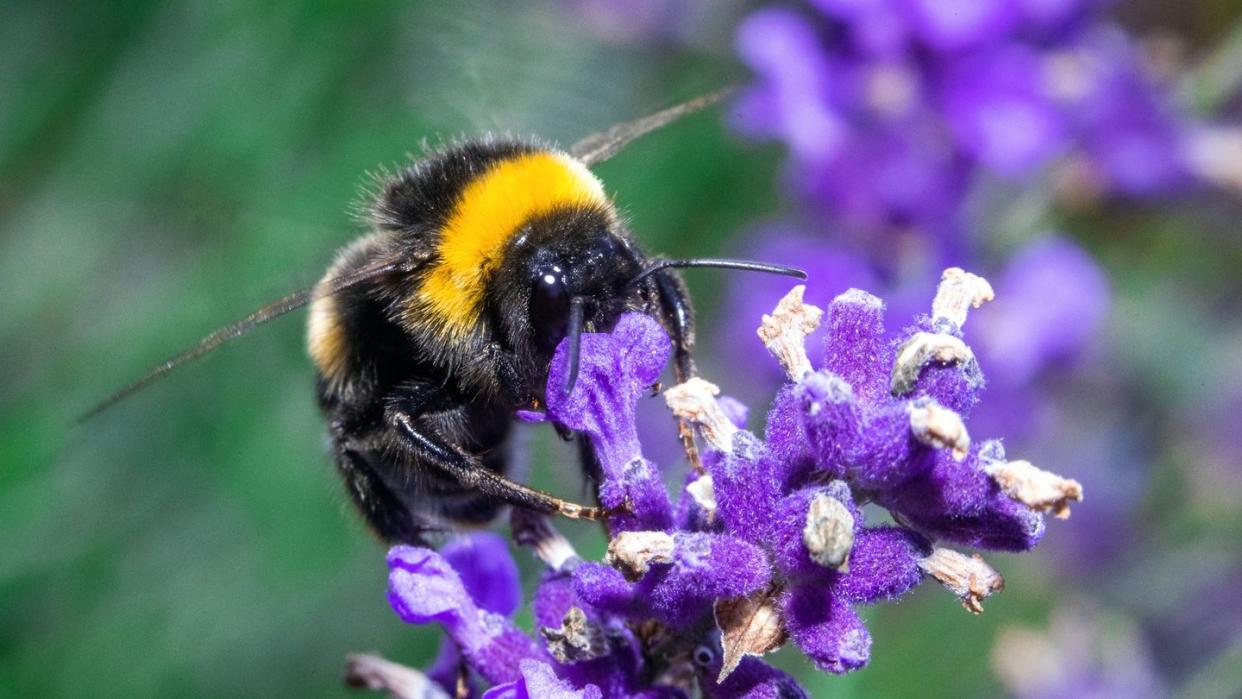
[84, 92, 803, 544]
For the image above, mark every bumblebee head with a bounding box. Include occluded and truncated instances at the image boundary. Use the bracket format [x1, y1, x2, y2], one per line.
[488, 205, 646, 387]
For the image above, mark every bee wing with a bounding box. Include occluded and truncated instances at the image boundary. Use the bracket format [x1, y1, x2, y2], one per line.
[77, 259, 404, 423]
[569, 87, 734, 167]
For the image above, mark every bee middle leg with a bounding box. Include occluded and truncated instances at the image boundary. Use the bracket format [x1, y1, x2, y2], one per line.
[388, 404, 604, 522]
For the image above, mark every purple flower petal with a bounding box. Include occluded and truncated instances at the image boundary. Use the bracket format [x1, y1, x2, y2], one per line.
[783, 585, 872, 674]
[572, 562, 649, 619]
[532, 572, 582, 630]
[480, 659, 603, 699]
[546, 313, 669, 467]
[387, 546, 547, 685]
[573, 535, 770, 626]
[764, 385, 816, 485]
[879, 446, 1047, 551]
[822, 289, 890, 405]
[546, 313, 674, 531]
[700, 655, 810, 698]
[896, 319, 986, 416]
[441, 532, 522, 616]
[974, 236, 1110, 386]
[796, 371, 861, 481]
[711, 431, 786, 541]
[717, 396, 750, 430]
[649, 533, 771, 625]
[834, 526, 929, 604]
[849, 400, 936, 490]
[770, 483, 860, 581]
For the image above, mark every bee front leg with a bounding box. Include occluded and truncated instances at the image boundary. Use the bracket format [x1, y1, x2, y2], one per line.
[651, 269, 696, 381]
[388, 409, 604, 521]
[650, 269, 703, 471]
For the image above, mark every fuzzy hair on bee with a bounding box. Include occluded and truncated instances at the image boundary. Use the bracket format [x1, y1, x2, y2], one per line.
[82, 90, 805, 545]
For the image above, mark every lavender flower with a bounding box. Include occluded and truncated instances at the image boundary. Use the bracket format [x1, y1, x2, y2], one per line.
[354, 270, 1082, 697]
[992, 603, 1165, 699]
[732, 2, 1205, 251]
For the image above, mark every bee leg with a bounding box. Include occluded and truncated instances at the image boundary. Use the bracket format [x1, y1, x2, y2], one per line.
[651, 269, 703, 471]
[390, 410, 604, 521]
[573, 433, 636, 522]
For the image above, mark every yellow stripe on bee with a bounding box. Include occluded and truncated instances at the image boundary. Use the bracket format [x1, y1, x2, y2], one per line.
[307, 290, 348, 379]
[416, 151, 607, 333]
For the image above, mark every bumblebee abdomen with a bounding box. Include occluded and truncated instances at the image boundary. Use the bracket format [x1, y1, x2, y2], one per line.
[307, 232, 416, 391]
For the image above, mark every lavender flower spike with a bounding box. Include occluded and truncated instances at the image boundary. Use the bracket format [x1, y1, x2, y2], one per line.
[360, 268, 1082, 697]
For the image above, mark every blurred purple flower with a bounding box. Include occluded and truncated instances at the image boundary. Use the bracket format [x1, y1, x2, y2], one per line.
[904, 0, 1018, 52]
[734, 8, 846, 161]
[973, 235, 1110, 387]
[992, 603, 1165, 699]
[733, 0, 1200, 243]
[940, 46, 1067, 176]
[1069, 27, 1193, 195]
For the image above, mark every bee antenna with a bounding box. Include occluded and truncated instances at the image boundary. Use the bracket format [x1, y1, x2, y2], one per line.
[569, 87, 735, 167]
[76, 260, 403, 424]
[562, 296, 588, 394]
[629, 257, 807, 288]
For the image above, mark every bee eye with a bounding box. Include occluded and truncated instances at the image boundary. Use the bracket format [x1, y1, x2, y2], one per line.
[531, 267, 570, 352]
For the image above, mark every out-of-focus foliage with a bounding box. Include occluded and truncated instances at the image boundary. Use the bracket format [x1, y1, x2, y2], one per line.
[1, 1, 1239, 697]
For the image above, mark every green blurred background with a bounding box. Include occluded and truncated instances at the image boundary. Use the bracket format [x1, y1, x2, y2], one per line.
[2, 1, 1240, 697]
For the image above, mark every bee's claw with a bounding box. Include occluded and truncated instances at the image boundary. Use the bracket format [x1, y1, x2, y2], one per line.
[559, 502, 606, 521]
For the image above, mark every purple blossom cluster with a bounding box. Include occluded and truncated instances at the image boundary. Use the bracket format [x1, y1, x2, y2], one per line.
[353, 270, 1082, 698]
[733, 0, 1196, 245]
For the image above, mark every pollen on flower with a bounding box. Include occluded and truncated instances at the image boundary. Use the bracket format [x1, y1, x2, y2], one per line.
[606, 530, 676, 581]
[663, 377, 737, 452]
[686, 475, 718, 517]
[542, 607, 610, 664]
[891, 332, 978, 395]
[932, 267, 995, 331]
[919, 548, 1006, 614]
[984, 459, 1084, 519]
[909, 398, 971, 460]
[803, 492, 855, 571]
[757, 284, 823, 381]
